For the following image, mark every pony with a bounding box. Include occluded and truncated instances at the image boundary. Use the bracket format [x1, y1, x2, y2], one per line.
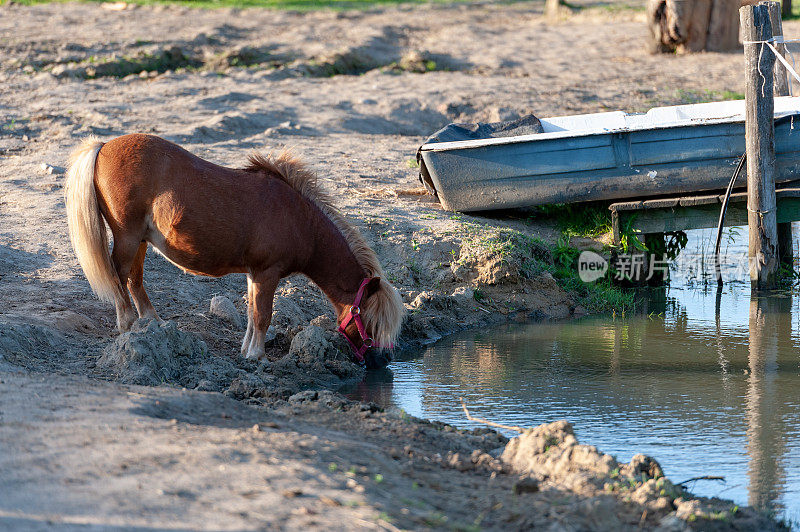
[65, 134, 405, 369]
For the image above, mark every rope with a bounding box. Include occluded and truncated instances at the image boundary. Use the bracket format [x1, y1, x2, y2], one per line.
[742, 36, 800, 88]
[767, 42, 800, 87]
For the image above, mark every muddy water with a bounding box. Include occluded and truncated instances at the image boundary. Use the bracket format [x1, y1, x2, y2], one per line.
[347, 228, 800, 522]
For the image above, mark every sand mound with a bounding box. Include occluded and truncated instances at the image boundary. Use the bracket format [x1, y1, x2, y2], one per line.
[94, 317, 363, 396]
[51, 46, 199, 79]
[339, 99, 449, 136]
[272, 325, 364, 388]
[97, 319, 210, 386]
[499, 420, 773, 526]
[502, 420, 620, 487]
[452, 229, 552, 286]
[185, 110, 295, 141]
[0, 320, 63, 363]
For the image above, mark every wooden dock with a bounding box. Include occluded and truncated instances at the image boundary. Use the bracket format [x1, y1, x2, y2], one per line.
[610, 186, 800, 244]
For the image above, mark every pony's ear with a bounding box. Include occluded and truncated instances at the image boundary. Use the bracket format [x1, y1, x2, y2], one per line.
[365, 277, 382, 297]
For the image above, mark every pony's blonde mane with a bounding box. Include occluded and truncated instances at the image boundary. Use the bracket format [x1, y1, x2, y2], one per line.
[245, 152, 405, 346]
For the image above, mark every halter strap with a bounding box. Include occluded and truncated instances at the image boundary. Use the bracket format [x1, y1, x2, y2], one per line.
[338, 278, 391, 367]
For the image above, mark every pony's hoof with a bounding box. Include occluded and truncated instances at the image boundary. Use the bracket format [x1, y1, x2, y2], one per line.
[244, 350, 265, 361]
[117, 317, 136, 333]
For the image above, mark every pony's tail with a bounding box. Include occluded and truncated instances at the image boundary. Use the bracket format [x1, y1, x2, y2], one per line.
[65, 137, 119, 304]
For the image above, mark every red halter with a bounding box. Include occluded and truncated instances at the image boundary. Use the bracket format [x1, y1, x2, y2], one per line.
[338, 278, 391, 367]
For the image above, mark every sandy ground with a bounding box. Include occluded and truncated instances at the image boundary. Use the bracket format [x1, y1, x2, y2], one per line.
[0, 0, 792, 529]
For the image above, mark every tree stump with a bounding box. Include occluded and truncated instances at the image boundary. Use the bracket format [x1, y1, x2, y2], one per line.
[545, 0, 574, 21]
[647, 0, 761, 53]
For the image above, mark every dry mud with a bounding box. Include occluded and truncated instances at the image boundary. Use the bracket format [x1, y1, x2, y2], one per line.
[0, 1, 789, 530]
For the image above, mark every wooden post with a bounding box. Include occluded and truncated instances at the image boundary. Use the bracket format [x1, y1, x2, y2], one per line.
[783, 0, 792, 18]
[644, 233, 668, 285]
[742, 3, 779, 290]
[767, 2, 790, 96]
[545, 0, 565, 20]
[766, 1, 796, 269]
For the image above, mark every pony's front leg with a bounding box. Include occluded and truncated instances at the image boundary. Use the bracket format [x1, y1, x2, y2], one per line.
[241, 275, 254, 356]
[245, 271, 279, 360]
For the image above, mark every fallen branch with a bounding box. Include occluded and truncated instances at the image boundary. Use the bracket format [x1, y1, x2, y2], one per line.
[676, 475, 726, 486]
[460, 397, 523, 433]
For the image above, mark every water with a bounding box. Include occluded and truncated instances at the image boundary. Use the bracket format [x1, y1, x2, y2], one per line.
[346, 227, 800, 523]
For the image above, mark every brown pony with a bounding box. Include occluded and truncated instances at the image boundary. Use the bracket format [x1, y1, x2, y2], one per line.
[65, 134, 405, 368]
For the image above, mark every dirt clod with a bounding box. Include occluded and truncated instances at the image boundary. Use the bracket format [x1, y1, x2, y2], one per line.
[273, 325, 364, 388]
[97, 319, 209, 385]
[209, 295, 242, 329]
[502, 420, 616, 489]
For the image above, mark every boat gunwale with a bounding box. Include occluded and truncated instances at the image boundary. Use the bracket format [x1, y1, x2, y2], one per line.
[419, 105, 800, 154]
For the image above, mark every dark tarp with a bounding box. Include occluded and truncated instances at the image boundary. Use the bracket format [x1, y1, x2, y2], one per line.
[417, 114, 542, 194]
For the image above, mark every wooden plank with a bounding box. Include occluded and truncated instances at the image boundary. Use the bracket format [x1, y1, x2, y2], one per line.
[641, 198, 680, 209]
[614, 195, 800, 235]
[609, 186, 800, 212]
[619, 203, 748, 234]
[679, 195, 719, 207]
[742, 3, 779, 289]
[610, 200, 644, 212]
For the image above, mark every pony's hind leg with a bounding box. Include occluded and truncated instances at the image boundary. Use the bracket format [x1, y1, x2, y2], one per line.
[127, 241, 159, 320]
[241, 275, 254, 356]
[245, 271, 279, 360]
[110, 235, 142, 332]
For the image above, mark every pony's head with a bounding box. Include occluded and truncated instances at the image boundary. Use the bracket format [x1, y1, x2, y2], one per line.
[338, 276, 405, 369]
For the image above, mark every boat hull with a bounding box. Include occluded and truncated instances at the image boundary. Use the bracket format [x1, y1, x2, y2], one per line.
[419, 106, 800, 212]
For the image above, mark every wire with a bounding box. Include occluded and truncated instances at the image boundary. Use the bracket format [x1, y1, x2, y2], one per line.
[715, 153, 747, 287]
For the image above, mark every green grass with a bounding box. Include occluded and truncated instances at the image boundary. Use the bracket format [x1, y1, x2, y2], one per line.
[672, 88, 745, 105]
[552, 250, 638, 315]
[527, 201, 612, 238]
[460, 226, 637, 314]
